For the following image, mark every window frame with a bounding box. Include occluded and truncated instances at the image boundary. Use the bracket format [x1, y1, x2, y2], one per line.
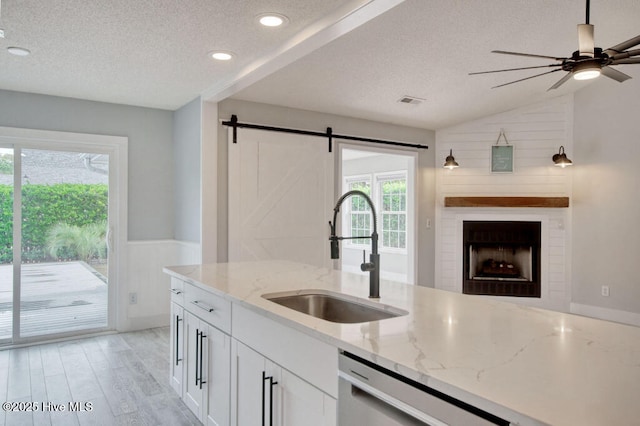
[376, 171, 408, 253]
[343, 171, 408, 254]
[344, 174, 372, 248]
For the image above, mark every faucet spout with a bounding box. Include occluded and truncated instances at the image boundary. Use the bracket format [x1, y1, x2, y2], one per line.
[329, 190, 380, 298]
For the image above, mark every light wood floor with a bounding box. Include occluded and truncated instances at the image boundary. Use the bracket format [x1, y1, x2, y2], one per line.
[0, 327, 200, 426]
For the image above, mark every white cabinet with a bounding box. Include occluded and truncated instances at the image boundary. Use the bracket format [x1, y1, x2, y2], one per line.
[231, 340, 336, 426]
[204, 324, 231, 426]
[169, 301, 184, 395]
[279, 368, 336, 426]
[169, 277, 336, 426]
[232, 340, 279, 426]
[170, 280, 231, 426]
[184, 311, 206, 418]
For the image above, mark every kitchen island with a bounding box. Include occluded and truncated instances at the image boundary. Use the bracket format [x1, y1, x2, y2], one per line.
[164, 261, 640, 426]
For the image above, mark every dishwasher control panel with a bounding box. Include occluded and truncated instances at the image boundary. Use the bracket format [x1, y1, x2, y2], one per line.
[338, 352, 511, 426]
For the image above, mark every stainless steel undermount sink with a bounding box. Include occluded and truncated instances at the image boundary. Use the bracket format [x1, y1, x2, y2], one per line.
[262, 290, 408, 324]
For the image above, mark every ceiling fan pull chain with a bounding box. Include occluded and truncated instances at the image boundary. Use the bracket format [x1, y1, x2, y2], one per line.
[495, 129, 509, 146]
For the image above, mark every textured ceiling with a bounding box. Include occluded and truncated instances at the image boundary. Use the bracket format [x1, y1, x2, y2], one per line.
[233, 0, 640, 129]
[0, 0, 362, 109]
[1, 0, 639, 129]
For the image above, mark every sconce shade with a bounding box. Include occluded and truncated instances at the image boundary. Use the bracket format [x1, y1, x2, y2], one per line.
[444, 149, 459, 169]
[552, 146, 572, 167]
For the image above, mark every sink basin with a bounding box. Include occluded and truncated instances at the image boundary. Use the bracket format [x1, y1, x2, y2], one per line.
[262, 290, 408, 324]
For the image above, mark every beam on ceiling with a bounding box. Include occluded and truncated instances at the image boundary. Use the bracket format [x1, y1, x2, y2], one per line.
[201, 0, 406, 103]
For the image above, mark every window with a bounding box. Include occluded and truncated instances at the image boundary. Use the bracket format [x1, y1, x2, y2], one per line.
[344, 173, 407, 251]
[347, 179, 371, 245]
[380, 178, 407, 249]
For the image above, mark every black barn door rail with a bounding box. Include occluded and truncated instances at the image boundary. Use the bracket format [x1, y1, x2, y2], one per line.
[221, 115, 428, 153]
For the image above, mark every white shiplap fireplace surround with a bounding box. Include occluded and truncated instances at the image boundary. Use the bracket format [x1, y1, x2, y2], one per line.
[435, 95, 573, 313]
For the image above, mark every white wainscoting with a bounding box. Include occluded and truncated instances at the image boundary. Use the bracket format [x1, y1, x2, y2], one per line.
[124, 240, 201, 330]
[435, 95, 573, 312]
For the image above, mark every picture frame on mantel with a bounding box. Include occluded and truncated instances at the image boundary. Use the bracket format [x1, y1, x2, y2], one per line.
[491, 145, 514, 173]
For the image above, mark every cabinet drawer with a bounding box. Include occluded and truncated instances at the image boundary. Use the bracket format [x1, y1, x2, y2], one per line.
[169, 277, 185, 305]
[184, 283, 231, 334]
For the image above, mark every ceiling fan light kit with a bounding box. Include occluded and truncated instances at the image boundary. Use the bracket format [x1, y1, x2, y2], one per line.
[572, 61, 601, 80]
[470, 0, 640, 90]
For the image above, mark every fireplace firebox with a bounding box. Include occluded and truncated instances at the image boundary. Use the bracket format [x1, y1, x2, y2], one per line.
[463, 221, 541, 297]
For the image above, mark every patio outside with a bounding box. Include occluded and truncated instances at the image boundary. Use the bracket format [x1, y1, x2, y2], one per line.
[0, 261, 107, 338]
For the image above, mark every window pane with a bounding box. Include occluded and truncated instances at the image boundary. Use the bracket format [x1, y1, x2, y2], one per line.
[380, 177, 407, 249]
[347, 179, 371, 244]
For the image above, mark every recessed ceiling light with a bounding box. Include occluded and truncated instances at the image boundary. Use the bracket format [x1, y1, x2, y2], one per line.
[7, 46, 30, 56]
[209, 51, 235, 61]
[257, 13, 289, 27]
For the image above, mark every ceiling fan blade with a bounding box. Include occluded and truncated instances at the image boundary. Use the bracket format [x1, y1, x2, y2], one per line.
[547, 72, 573, 91]
[604, 35, 640, 55]
[492, 69, 562, 89]
[469, 64, 563, 75]
[611, 58, 640, 65]
[578, 24, 595, 57]
[492, 50, 567, 61]
[609, 48, 640, 61]
[600, 66, 632, 83]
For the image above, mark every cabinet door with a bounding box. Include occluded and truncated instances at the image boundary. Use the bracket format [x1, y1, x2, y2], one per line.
[205, 324, 231, 426]
[232, 341, 280, 426]
[169, 302, 184, 396]
[280, 369, 336, 426]
[184, 312, 205, 420]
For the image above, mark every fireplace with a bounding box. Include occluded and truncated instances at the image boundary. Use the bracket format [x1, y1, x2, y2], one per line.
[463, 221, 541, 297]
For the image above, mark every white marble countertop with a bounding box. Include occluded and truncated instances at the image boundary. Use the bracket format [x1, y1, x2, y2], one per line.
[164, 261, 640, 426]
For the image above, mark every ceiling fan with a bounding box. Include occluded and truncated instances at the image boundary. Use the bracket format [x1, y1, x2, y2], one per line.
[470, 0, 640, 90]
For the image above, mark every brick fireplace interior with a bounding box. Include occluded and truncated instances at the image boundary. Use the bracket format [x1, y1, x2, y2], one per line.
[463, 221, 541, 297]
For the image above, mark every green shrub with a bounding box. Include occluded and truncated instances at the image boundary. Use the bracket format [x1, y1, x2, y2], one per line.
[0, 183, 108, 263]
[46, 221, 107, 262]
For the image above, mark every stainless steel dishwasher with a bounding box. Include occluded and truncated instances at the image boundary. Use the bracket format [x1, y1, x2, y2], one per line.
[338, 352, 510, 426]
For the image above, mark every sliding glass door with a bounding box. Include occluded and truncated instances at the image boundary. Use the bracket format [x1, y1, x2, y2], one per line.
[0, 144, 113, 343]
[0, 147, 14, 341]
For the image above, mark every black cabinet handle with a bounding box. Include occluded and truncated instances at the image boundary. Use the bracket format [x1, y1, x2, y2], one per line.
[262, 371, 278, 426]
[199, 331, 207, 390]
[175, 315, 182, 366]
[195, 329, 200, 386]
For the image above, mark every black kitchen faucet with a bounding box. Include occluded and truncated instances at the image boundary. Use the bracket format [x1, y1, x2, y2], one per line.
[328, 190, 380, 299]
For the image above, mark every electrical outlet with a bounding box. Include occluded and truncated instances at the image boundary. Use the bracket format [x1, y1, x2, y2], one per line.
[129, 292, 138, 304]
[601, 286, 610, 297]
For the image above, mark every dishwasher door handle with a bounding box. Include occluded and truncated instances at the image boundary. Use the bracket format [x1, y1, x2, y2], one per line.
[339, 371, 449, 426]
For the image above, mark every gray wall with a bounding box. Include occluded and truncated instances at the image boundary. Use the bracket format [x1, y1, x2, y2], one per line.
[173, 97, 201, 242]
[217, 99, 437, 286]
[572, 67, 640, 314]
[0, 89, 174, 240]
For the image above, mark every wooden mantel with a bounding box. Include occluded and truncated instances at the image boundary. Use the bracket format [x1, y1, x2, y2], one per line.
[444, 196, 570, 208]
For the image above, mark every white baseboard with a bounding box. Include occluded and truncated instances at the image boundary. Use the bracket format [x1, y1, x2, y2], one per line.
[570, 303, 640, 327]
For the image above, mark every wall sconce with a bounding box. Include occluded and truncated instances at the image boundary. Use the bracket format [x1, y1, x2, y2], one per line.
[443, 149, 459, 169]
[552, 146, 572, 167]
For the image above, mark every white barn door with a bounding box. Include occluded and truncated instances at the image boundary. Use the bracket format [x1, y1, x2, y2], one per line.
[228, 128, 334, 268]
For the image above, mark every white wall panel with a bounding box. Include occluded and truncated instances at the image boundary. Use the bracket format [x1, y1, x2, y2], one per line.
[435, 95, 573, 312]
[125, 240, 201, 330]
